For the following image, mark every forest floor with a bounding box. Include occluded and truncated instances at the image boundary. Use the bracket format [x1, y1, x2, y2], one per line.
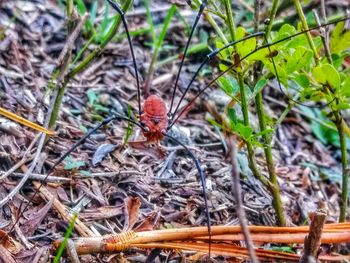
[0, 0, 348, 262]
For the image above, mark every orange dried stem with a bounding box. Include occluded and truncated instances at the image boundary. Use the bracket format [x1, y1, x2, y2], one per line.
[0, 107, 54, 135]
[56, 223, 350, 256]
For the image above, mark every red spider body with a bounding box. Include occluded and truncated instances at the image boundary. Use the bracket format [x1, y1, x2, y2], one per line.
[140, 94, 168, 142]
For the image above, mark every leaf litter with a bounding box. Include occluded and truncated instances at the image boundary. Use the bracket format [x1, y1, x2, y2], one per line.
[0, 0, 348, 262]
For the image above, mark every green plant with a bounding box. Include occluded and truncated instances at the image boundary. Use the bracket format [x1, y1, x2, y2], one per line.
[201, 1, 350, 224]
[53, 212, 78, 263]
[48, 0, 133, 130]
[203, 0, 286, 226]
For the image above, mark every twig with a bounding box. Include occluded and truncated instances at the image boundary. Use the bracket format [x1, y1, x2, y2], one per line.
[0, 129, 39, 181]
[66, 239, 81, 263]
[228, 135, 259, 263]
[0, 171, 71, 182]
[33, 182, 95, 237]
[14, 224, 33, 250]
[52, 223, 350, 257]
[312, 10, 332, 64]
[0, 66, 23, 79]
[0, 245, 16, 263]
[0, 133, 46, 207]
[0, 155, 33, 181]
[300, 209, 328, 263]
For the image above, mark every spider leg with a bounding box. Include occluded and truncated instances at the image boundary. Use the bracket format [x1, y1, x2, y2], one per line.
[107, 0, 142, 117]
[162, 131, 212, 257]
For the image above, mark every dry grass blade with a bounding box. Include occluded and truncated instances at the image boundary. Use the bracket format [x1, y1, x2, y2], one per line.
[0, 107, 55, 135]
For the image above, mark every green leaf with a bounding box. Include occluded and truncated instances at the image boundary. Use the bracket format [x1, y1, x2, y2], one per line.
[75, 0, 87, 14]
[277, 24, 296, 37]
[99, 1, 110, 36]
[248, 45, 272, 62]
[89, 0, 98, 24]
[330, 21, 350, 53]
[333, 102, 350, 110]
[53, 213, 78, 263]
[265, 62, 288, 86]
[227, 108, 237, 125]
[217, 75, 239, 96]
[236, 123, 253, 140]
[80, 125, 88, 133]
[285, 46, 313, 74]
[312, 64, 340, 90]
[330, 53, 344, 69]
[253, 128, 274, 139]
[271, 246, 295, 254]
[155, 5, 176, 49]
[143, 0, 156, 45]
[70, 109, 81, 115]
[251, 78, 267, 98]
[310, 119, 328, 145]
[93, 104, 110, 113]
[124, 105, 134, 144]
[235, 27, 256, 58]
[87, 89, 98, 106]
[340, 77, 350, 97]
[207, 118, 223, 129]
[64, 156, 86, 170]
[293, 73, 310, 89]
[271, 24, 296, 49]
[75, 0, 94, 36]
[216, 38, 233, 59]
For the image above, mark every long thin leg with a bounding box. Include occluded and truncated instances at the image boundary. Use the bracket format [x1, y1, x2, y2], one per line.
[10, 114, 142, 234]
[168, 0, 208, 117]
[169, 16, 350, 127]
[106, 0, 142, 117]
[169, 32, 265, 128]
[162, 132, 212, 257]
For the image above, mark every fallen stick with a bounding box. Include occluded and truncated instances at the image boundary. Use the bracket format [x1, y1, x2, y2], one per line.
[53, 223, 350, 256]
[300, 209, 328, 263]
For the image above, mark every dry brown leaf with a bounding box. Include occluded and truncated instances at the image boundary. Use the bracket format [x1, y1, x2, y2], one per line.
[124, 196, 141, 231]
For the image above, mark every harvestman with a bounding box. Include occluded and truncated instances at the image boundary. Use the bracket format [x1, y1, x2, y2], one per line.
[1, 0, 350, 259]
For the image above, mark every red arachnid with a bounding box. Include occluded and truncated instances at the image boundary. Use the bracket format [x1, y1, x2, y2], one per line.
[140, 94, 168, 142]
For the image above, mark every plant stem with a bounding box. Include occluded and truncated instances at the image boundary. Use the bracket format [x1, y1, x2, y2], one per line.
[254, 0, 286, 226]
[218, 0, 269, 189]
[265, 0, 280, 38]
[69, 0, 132, 79]
[238, 75, 270, 189]
[338, 119, 348, 222]
[255, 92, 285, 226]
[224, 4, 260, 263]
[292, 0, 320, 63]
[223, 0, 235, 41]
[48, 0, 75, 130]
[48, 0, 132, 129]
[275, 94, 298, 126]
[204, 11, 228, 45]
[305, 2, 348, 221]
[66, 0, 73, 20]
